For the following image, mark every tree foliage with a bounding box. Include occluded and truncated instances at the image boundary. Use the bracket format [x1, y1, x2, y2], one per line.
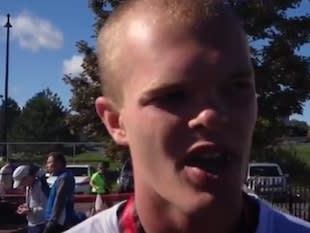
[286, 119, 309, 137]
[65, 0, 310, 150]
[11, 88, 73, 142]
[0, 97, 21, 141]
[234, 0, 310, 147]
[63, 41, 104, 140]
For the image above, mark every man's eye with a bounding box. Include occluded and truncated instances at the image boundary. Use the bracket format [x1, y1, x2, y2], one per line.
[231, 80, 253, 91]
[153, 91, 188, 106]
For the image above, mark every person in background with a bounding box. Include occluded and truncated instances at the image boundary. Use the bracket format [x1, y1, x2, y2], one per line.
[13, 165, 48, 233]
[90, 161, 107, 194]
[0, 159, 16, 192]
[66, 0, 310, 232]
[44, 152, 75, 233]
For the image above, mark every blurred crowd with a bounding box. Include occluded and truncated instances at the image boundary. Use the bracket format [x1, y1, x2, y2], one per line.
[0, 152, 134, 233]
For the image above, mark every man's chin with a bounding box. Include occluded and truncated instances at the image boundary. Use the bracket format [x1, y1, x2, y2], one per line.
[175, 190, 218, 215]
[180, 185, 242, 217]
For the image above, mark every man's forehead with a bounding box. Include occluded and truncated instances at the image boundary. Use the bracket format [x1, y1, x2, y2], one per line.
[125, 5, 241, 47]
[47, 156, 54, 162]
[127, 17, 154, 46]
[123, 15, 250, 82]
[125, 13, 247, 65]
[97, 0, 246, 106]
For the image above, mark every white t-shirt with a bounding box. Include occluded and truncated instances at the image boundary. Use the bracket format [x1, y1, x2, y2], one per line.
[66, 201, 123, 233]
[27, 179, 48, 226]
[66, 198, 310, 233]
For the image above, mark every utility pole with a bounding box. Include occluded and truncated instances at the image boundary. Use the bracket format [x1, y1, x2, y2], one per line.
[2, 14, 12, 161]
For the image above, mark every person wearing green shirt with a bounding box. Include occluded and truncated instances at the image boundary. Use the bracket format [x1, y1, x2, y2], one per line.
[90, 162, 107, 194]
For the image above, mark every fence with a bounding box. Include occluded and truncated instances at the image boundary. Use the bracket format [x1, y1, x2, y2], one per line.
[247, 177, 310, 222]
[0, 142, 106, 165]
[247, 176, 288, 196]
[268, 186, 310, 222]
[1, 142, 310, 222]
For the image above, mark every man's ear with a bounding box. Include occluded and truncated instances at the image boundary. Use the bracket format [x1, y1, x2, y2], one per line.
[95, 96, 128, 145]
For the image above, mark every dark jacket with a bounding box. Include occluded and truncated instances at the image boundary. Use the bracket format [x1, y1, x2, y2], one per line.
[45, 169, 75, 227]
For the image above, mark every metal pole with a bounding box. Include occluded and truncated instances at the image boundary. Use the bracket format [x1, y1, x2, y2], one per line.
[73, 144, 76, 163]
[2, 14, 12, 160]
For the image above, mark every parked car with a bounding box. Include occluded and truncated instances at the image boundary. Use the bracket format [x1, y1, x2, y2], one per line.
[47, 164, 96, 194]
[246, 162, 289, 199]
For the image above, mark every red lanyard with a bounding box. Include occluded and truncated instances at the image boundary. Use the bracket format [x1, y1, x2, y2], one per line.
[119, 196, 141, 233]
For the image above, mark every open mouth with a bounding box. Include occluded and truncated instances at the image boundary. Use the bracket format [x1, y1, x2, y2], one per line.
[185, 152, 231, 176]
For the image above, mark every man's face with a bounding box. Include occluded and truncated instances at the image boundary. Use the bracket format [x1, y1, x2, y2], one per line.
[20, 176, 34, 187]
[46, 156, 60, 175]
[99, 15, 257, 215]
[97, 165, 104, 173]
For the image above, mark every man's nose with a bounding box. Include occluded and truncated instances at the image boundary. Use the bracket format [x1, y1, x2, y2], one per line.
[188, 108, 229, 131]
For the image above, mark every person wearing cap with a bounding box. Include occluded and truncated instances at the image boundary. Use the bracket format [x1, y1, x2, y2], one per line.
[13, 165, 48, 233]
[0, 159, 16, 192]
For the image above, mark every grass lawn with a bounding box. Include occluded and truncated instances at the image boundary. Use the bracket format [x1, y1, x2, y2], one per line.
[293, 144, 310, 166]
[66, 152, 121, 170]
[66, 152, 105, 163]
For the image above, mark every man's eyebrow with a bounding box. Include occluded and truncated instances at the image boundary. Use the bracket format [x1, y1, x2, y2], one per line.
[139, 80, 188, 104]
[143, 80, 189, 95]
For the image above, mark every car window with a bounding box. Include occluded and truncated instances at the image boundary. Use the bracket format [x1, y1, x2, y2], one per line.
[67, 167, 89, 177]
[249, 166, 280, 177]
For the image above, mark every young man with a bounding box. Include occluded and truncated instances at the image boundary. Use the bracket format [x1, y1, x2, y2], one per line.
[67, 0, 310, 232]
[13, 165, 48, 233]
[44, 152, 76, 233]
[90, 162, 107, 194]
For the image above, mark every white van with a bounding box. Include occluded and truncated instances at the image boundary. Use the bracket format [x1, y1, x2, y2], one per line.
[47, 164, 96, 194]
[246, 162, 288, 198]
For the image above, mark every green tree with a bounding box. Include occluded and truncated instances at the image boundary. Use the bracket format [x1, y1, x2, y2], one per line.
[63, 41, 103, 140]
[65, 0, 310, 150]
[234, 1, 310, 148]
[11, 88, 73, 142]
[0, 97, 21, 140]
[286, 119, 309, 137]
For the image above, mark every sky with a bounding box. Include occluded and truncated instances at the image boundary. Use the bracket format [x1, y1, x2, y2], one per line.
[0, 0, 95, 108]
[0, 0, 309, 121]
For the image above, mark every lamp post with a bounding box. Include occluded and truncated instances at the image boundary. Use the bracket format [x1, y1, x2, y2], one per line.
[2, 14, 12, 160]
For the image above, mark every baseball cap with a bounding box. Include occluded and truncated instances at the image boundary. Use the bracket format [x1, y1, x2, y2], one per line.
[12, 165, 30, 188]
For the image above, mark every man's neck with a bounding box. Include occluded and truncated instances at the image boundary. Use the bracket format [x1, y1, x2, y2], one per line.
[135, 188, 244, 233]
[55, 168, 66, 176]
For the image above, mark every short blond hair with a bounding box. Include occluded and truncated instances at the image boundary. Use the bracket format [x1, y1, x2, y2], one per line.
[97, 0, 236, 106]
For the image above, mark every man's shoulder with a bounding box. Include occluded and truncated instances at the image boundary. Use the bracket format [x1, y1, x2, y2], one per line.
[65, 201, 125, 233]
[0, 164, 10, 172]
[57, 170, 74, 181]
[256, 198, 310, 233]
[91, 172, 99, 179]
